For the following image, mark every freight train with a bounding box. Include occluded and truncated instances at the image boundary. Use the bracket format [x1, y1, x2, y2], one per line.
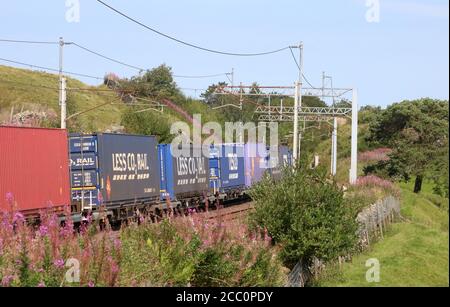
[0, 126, 293, 223]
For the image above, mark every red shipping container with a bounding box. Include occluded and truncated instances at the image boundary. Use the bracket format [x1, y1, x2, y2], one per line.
[0, 126, 71, 214]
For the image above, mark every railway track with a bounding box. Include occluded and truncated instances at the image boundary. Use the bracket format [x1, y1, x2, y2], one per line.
[203, 202, 254, 222]
[101, 199, 255, 234]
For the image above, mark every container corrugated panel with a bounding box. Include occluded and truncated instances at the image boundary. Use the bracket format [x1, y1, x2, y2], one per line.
[159, 144, 209, 201]
[0, 126, 71, 213]
[96, 133, 160, 204]
[244, 143, 270, 187]
[219, 144, 245, 190]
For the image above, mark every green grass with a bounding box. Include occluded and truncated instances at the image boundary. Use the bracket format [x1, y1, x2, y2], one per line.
[0, 65, 227, 134]
[0, 65, 123, 132]
[317, 180, 449, 287]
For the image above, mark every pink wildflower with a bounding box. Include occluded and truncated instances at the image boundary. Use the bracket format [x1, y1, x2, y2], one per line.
[37, 281, 46, 287]
[13, 212, 25, 223]
[88, 281, 95, 288]
[1, 275, 14, 287]
[39, 225, 49, 236]
[111, 261, 119, 274]
[54, 259, 65, 269]
[114, 238, 122, 250]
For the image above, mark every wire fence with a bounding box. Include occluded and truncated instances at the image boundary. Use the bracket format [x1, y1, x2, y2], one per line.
[287, 196, 401, 287]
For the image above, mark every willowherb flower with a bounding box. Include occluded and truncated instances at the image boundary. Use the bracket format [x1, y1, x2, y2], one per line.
[1, 275, 14, 287]
[37, 281, 46, 287]
[88, 281, 95, 288]
[53, 259, 65, 269]
[110, 261, 119, 274]
[13, 212, 25, 224]
[39, 225, 49, 237]
[114, 238, 122, 250]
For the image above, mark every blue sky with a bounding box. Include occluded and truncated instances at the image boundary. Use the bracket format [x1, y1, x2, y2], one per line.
[0, 0, 448, 107]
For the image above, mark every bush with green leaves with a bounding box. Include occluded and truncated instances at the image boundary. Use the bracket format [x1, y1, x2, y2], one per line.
[248, 166, 359, 272]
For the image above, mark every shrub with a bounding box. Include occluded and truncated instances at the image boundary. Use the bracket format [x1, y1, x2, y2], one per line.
[248, 166, 359, 276]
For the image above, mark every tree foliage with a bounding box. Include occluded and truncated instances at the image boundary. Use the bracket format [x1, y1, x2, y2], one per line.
[249, 166, 359, 272]
[120, 64, 183, 101]
[121, 108, 173, 143]
[366, 99, 449, 194]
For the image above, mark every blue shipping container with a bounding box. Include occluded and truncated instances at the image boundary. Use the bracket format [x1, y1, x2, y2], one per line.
[159, 144, 209, 201]
[70, 133, 160, 207]
[209, 145, 221, 193]
[69, 135, 97, 153]
[244, 143, 271, 187]
[219, 144, 245, 191]
[70, 135, 101, 207]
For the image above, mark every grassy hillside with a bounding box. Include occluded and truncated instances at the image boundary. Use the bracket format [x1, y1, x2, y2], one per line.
[317, 180, 449, 287]
[0, 65, 123, 132]
[0, 65, 233, 135]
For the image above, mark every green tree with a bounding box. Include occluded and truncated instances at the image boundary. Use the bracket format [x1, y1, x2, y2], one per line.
[121, 64, 183, 100]
[249, 165, 359, 282]
[121, 108, 173, 143]
[201, 82, 228, 105]
[367, 98, 449, 193]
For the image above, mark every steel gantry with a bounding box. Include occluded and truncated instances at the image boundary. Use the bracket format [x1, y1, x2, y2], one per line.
[214, 84, 359, 184]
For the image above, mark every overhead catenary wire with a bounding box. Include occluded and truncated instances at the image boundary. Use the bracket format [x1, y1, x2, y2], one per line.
[173, 73, 230, 79]
[95, 0, 291, 57]
[0, 57, 103, 80]
[70, 41, 231, 79]
[0, 38, 59, 45]
[289, 47, 317, 89]
[2, 35, 322, 101]
[0, 77, 136, 97]
[1, 37, 231, 79]
[70, 42, 145, 71]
